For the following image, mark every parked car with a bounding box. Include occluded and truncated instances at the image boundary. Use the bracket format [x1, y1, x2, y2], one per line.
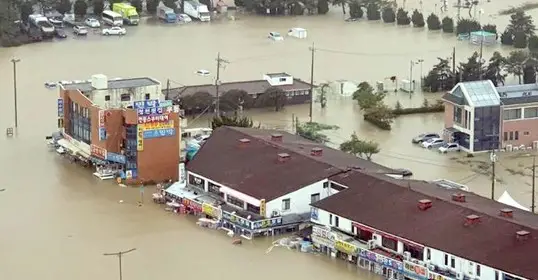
[438, 143, 460, 153]
[196, 69, 210, 76]
[412, 133, 440, 144]
[394, 168, 413, 177]
[268, 32, 283, 41]
[28, 28, 43, 42]
[48, 16, 63, 26]
[178, 14, 192, 23]
[422, 138, 446, 149]
[85, 18, 101, 28]
[54, 28, 67, 38]
[73, 25, 88, 35]
[102, 26, 126, 36]
[62, 13, 75, 26]
[345, 17, 358, 22]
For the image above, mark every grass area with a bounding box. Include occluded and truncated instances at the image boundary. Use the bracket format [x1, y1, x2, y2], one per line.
[499, 2, 538, 15]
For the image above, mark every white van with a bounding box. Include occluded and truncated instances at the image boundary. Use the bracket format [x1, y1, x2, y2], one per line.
[102, 10, 123, 26]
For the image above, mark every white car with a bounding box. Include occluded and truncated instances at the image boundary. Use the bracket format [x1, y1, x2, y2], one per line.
[268, 32, 283, 41]
[422, 138, 446, 149]
[178, 14, 192, 23]
[73, 25, 88, 35]
[85, 18, 101, 28]
[196, 69, 210, 76]
[438, 143, 460, 153]
[102, 27, 126, 36]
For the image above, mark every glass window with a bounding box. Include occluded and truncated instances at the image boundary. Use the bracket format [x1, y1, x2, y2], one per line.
[503, 109, 522, 120]
[444, 254, 448, 266]
[310, 193, 320, 203]
[145, 93, 150, 100]
[515, 131, 519, 140]
[120, 94, 131, 101]
[227, 195, 244, 208]
[282, 198, 291, 210]
[334, 216, 339, 227]
[524, 107, 538, 118]
[504, 132, 508, 141]
[382, 237, 397, 251]
[450, 256, 455, 268]
[476, 264, 481, 276]
[105, 95, 111, 101]
[510, 131, 514, 140]
[454, 107, 463, 124]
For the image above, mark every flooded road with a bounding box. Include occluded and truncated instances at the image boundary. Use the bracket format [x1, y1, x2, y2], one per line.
[0, 0, 537, 279]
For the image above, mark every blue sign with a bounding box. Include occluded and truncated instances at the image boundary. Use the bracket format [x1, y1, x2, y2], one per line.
[98, 127, 107, 141]
[57, 98, 64, 117]
[136, 107, 165, 116]
[133, 99, 173, 109]
[106, 152, 126, 164]
[359, 248, 404, 272]
[143, 128, 175, 139]
[311, 207, 319, 220]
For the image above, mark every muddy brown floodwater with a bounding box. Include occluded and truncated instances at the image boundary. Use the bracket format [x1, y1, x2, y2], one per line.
[0, 1, 537, 279]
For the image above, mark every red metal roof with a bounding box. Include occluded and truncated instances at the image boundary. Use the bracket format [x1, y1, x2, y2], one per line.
[312, 171, 538, 280]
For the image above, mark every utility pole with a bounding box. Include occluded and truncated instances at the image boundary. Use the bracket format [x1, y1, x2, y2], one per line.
[532, 156, 536, 213]
[409, 60, 415, 92]
[490, 150, 497, 200]
[11, 58, 20, 128]
[456, 0, 462, 20]
[166, 79, 171, 100]
[308, 42, 315, 123]
[103, 248, 136, 280]
[215, 52, 229, 116]
[417, 59, 424, 86]
[478, 9, 484, 80]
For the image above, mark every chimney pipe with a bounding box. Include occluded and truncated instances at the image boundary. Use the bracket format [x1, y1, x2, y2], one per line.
[311, 147, 323, 156]
[500, 208, 513, 218]
[271, 133, 283, 142]
[277, 153, 290, 162]
[452, 193, 466, 202]
[516, 230, 530, 241]
[417, 199, 432, 211]
[464, 214, 481, 226]
[239, 138, 250, 147]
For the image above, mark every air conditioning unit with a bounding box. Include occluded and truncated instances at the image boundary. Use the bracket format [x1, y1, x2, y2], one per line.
[403, 251, 411, 261]
[456, 272, 464, 280]
[367, 240, 376, 249]
[533, 141, 538, 150]
[427, 264, 435, 271]
[271, 210, 281, 217]
[506, 144, 513, 152]
[417, 261, 425, 266]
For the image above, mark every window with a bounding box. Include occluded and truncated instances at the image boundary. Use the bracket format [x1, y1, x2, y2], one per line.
[227, 195, 244, 209]
[515, 131, 519, 140]
[279, 77, 286, 82]
[503, 108, 522, 120]
[524, 107, 538, 118]
[426, 248, 431, 260]
[120, 93, 131, 101]
[329, 214, 333, 225]
[450, 256, 455, 268]
[105, 95, 111, 101]
[323, 181, 329, 189]
[454, 107, 463, 124]
[282, 198, 291, 211]
[476, 264, 481, 276]
[444, 254, 448, 266]
[524, 131, 530, 136]
[510, 131, 514, 140]
[504, 132, 508, 141]
[381, 237, 397, 251]
[495, 271, 499, 280]
[334, 216, 339, 227]
[145, 93, 150, 100]
[310, 193, 320, 203]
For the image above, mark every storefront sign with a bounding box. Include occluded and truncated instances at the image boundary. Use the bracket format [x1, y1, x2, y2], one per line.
[312, 226, 336, 248]
[57, 118, 64, 129]
[428, 271, 454, 280]
[134, 100, 175, 116]
[138, 114, 169, 124]
[335, 240, 358, 256]
[70, 138, 91, 156]
[403, 261, 428, 279]
[125, 169, 138, 179]
[202, 203, 222, 219]
[143, 128, 175, 139]
[222, 211, 252, 229]
[251, 217, 283, 230]
[311, 207, 319, 220]
[106, 152, 126, 164]
[57, 98, 64, 117]
[183, 198, 203, 212]
[91, 144, 107, 160]
[98, 110, 106, 141]
[140, 120, 174, 130]
[137, 125, 144, 151]
[179, 163, 186, 184]
[358, 248, 404, 272]
[259, 199, 266, 217]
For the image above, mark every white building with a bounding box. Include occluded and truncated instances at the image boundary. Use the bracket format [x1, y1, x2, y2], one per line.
[310, 171, 536, 280]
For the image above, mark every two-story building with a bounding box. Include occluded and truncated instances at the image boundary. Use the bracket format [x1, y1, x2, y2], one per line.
[442, 80, 538, 153]
[57, 74, 181, 184]
[310, 171, 538, 280]
[179, 126, 403, 238]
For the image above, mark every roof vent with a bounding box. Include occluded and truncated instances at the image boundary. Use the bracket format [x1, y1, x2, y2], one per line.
[500, 208, 513, 218]
[271, 133, 283, 142]
[311, 147, 323, 156]
[516, 230, 530, 241]
[417, 199, 432, 211]
[464, 214, 481, 227]
[452, 193, 466, 203]
[238, 138, 250, 146]
[277, 153, 290, 162]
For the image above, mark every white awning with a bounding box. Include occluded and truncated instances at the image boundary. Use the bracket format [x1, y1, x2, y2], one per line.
[497, 191, 529, 211]
[57, 138, 91, 159]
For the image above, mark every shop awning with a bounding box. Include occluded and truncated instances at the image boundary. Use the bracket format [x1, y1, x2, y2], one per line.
[57, 139, 80, 154]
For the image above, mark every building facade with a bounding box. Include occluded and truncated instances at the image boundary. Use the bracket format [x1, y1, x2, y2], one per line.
[58, 74, 181, 184]
[443, 81, 538, 153]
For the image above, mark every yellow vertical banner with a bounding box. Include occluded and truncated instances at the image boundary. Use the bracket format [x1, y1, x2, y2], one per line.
[259, 199, 266, 217]
[137, 125, 144, 151]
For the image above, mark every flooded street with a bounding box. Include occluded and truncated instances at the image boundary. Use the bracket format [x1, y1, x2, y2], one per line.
[0, 0, 537, 279]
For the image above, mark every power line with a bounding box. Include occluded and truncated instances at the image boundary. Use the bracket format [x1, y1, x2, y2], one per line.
[314, 47, 453, 57]
[103, 248, 136, 280]
[229, 51, 305, 64]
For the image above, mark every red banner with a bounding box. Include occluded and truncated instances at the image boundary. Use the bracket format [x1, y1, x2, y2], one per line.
[90, 144, 107, 159]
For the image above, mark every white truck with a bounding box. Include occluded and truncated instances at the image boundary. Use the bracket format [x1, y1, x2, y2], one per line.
[184, 1, 211, 22]
[29, 14, 55, 38]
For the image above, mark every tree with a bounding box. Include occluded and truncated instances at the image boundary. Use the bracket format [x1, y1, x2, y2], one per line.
[93, 0, 104, 16]
[56, 0, 72, 14]
[352, 82, 385, 110]
[211, 114, 253, 129]
[513, 31, 528, 48]
[458, 52, 485, 82]
[507, 11, 535, 39]
[442, 16, 454, 33]
[331, 0, 347, 15]
[256, 87, 286, 111]
[146, 0, 158, 14]
[180, 91, 214, 112]
[456, 18, 480, 35]
[529, 36, 538, 57]
[382, 7, 395, 23]
[295, 121, 338, 143]
[130, 0, 143, 13]
[318, 0, 329, 14]
[73, 0, 88, 17]
[396, 8, 410, 25]
[427, 13, 441, 30]
[411, 9, 424, 27]
[219, 89, 254, 112]
[505, 51, 528, 84]
[523, 64, 537, 84]
[500, 28, 514, 45]
[482, 24, 497, 35]
[364, 104, 394, 130]
[289, 2, 305, 15]
[234, 0, 244, 7]
[318, 83, 329, 109]
[349, 1, 362, 19]
[366, 3, 380, 20]
[423, 57, 455, 92]
[484, 52, 506, 87]
[163, 0, 176, 9]
[20, 2, 33, 23]
[340, 133, 380, 160]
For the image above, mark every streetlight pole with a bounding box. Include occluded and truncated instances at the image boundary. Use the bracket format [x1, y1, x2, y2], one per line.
[417, 59, 424, 86]
[532, 156, 536, 213]
[103, 248, 136, 280]
[490, 150, 497, 200]
[11, 58, 20, 128]
[308, 42, 316, 123]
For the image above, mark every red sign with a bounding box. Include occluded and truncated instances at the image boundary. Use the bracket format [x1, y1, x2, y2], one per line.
[138, 114, 169, 124]
[90, 144, 107, 159]
[98, 110, 105, 128]
[182, 198, 202, 212]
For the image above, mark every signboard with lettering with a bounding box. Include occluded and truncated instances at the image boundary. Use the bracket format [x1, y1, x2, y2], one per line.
[138, 114, 169, 124]
[311, 207, 319, 220]
[183, 198, 202, 212]
[98, 110, 106, 141]
[137, 125, 144, 151]
[202, 203, 222, 219]
[143, 128, 175, 139]
[251, 217, 282, 230]
[428, 271, 453, 280]
[312, 226, 336, 248]
[358, 248, 404, 272]
[141, 120, 174, 130]
[90, 144, 107, 160]
[222, 211, 252, 229]
[335, 240, 358, 256]
[134, 100, 175, 116]
[179, 163, 186, 184]
[57, 98, 64, 117]
[259, 199, 266, 217]
[403, 261, 428, 279]
[57, 118, 64, 129]
[106, 152, 126, 164]
[125, 169, 138, 179]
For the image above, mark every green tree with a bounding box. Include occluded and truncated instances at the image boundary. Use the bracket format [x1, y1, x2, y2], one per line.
[163, 0, 176, 9]
[482, 24, 497, 35]
[340, 133, 380, 160]
[513, 31, 528, 48]
[500, 28, 514, 45]
[441, 16, 454, 33]
[504, 51, 529, 84]
[484, 52, 506, 87]
[295, 121, 338, 143]
[366, 3, 380, 20]
[394, 101, 403, 112]
[458, 52, 485, 82]
[422, 57, 455, 92]
[73, 0, 88, 17]
[317, 0, 329, 14]
[180, 91, 214, 112]
[211, 113, 253, 129]
[348, 1, 362, 18]
[318, 83, 329, 109]
[396, 8, 410, 25]
[507, 11, 535, 39]
[426, 13, 440, 30]
[20, 2, 33, 23]
[289, 2, 305, 15]
[56, 0, 72, 14]
[219, 89, 254, 112]
[331, 0, 347, 15]
[352, 82, 385, 110]
[146, 0, 158, 14]
[256, 87, 287, 111]
[456, 18, 480, 35]
[93, 0, 104, 16]
[529, 35, 538, 57]
[130, 0, 143, 13]
[411, 9, 424, 27]
[523, 62, 537, 84]
[382, 7, 395, 23]
[234, 0, 244, 7]
[364, 104, 394, 130]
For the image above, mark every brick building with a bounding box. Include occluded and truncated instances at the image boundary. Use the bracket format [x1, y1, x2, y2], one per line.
[57, 74, 181, 184]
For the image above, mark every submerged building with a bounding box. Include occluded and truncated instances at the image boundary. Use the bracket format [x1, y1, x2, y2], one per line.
[56, 74, 181, 184]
